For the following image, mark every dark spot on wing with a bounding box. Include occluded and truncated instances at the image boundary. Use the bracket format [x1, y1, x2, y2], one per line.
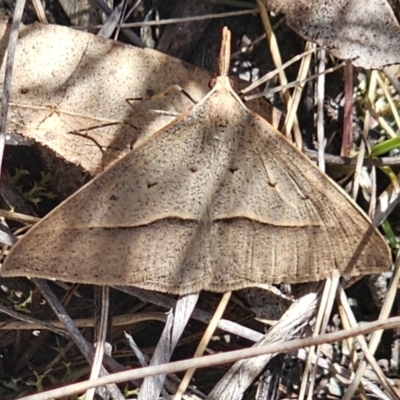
[147, 182, 158, 189]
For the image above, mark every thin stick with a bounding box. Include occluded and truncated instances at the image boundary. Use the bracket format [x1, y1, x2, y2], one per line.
[138, 293, 199, 399]
[0, 0, 26, 180]
[316, 48, 327, 171]
[81, 8, 259, 30]
[352, 71, 378, 200]
[17, 315, 400, 400]
[243, 61, 346, 100]
[256, 0, 302, 145]
[341, 63, 354, 157]
[377, 72, 400, 134]
[240, 47, 316, 95]
[0, 312, 166, 330]
[338, 287, 399, 400]
[283, 41, 314, 145]
[175, 292, 232, 399]
[298, 274, 338, 400]
[33, 279, 124, 400]
[85, 286, 110, 400]
[342, 254, 400, 399]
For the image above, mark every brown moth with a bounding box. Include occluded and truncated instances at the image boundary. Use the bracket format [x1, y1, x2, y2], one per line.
[1, 28, 391, 295]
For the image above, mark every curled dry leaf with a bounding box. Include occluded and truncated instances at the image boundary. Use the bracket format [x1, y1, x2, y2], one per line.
[0, 22, 277, 197]
[0, 23, 210, 182]
[263, 0, 400, 69]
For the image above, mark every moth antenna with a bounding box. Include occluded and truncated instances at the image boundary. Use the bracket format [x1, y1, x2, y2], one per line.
[218, 27, 231, 77]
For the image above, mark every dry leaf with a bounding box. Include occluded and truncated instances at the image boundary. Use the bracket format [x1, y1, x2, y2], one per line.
[263, 0, 400, 69]
[0, 23, 211, 175]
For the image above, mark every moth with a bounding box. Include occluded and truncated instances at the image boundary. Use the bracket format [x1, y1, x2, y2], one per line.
[1, 28, 391, 294]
